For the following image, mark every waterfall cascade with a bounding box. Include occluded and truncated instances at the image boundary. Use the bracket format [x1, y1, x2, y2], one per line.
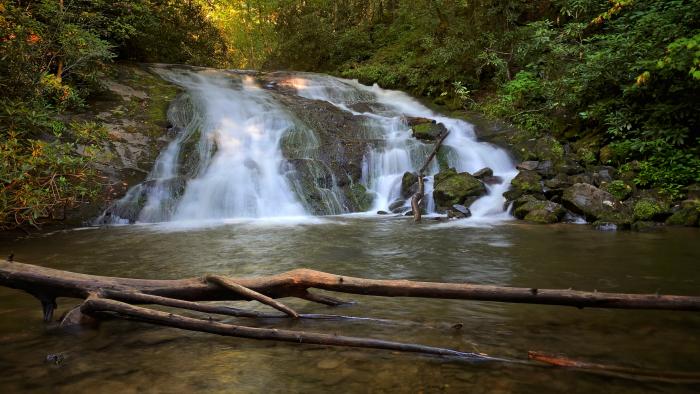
[102, 67, 516, 224]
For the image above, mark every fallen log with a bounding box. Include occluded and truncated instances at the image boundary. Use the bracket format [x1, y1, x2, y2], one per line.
[2, 261, 698, 313]
[2, 260, 700, 378]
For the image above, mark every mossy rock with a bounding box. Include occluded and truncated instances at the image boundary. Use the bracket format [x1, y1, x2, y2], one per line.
[633, 198, 668, 221]
[514, 199, 566, 223]
[562, 183, 631, 222]
[433, 169, 486, 210]
[602, 180, 633, 201]
[665, 201, 700, 227]
[506, 170, 542, 200]
[533, 136, 564, 163]
[401, 172, 419, 198]
[348, 183, 374, 212]
[411, 122, 447, 141]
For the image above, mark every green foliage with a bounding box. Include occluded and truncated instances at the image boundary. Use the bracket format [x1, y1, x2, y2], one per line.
[633, 199, 665, 221]
[603, 180, 632, 201]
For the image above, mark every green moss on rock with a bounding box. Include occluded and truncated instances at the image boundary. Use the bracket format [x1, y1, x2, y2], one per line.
[602, 180, 633, 201]
[433, 168, 486, 210]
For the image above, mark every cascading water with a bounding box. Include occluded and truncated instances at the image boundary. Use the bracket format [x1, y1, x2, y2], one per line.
[288, 73, 517, 220]
[102, 66, 517, 225]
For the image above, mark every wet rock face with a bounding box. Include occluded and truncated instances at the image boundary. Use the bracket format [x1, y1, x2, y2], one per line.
[513, 199, 566, 224]
[433, 168, 487, 211]
[272, 93, 376, 213]
[401, 172, 419, 198]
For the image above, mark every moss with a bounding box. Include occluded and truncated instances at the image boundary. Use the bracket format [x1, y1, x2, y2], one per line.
[510, 170, 542, 194]
[666, 201, 700, 226]
[633, 199, 665, 221]
[433, 169, 486, 209]
[602, 180, 632, 201]
[411, 122, 446, 141]
[349, 183, 374, 211]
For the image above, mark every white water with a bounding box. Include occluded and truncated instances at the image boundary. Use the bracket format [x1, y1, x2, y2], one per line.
[103, 67, 516, 225]
[290, 74, 517, 221]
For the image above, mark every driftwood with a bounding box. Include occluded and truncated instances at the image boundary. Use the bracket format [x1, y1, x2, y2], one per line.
[412, 130, 450, 222]
[2, 260, 700, 379]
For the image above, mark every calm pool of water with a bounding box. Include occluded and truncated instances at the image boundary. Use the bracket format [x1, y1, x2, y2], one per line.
[0, 217, 698, 393]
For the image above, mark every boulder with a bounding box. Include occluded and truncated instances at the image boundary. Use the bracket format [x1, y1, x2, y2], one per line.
[376, 210, 389, 215]
[601, 180, 633, 201]
[666, 200, 700, 227]
[481, 175, 504, 185]
[535, 160, 555, 178]
[514, 199, 566, 224]
[504, 170, 543, 201]
[516, 161, 539, 171]
[562, 183, 630, 223]
[447, 204, 472, 219]
[401, 172, 419, 198]
[388, 199, 406, 212]
[472, 167, 493, 179]
[409, 119, 448, 141]
[433, 168, 487, 210]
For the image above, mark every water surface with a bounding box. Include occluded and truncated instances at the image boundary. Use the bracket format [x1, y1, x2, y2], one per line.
[0, 219, 698, 393]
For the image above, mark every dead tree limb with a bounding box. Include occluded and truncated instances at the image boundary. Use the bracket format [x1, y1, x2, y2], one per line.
[205, 275, 299, 317]
[2, 261, 699, 312]
[2, 260, 700, 378]
[412, 130, 449, 222]
[80, 296, 497, 362]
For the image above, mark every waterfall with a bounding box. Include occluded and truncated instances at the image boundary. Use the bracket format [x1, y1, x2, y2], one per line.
[101, 66, 516, 224]
[288, 73, 517, 220]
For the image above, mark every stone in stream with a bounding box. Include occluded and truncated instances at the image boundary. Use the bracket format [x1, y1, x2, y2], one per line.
[406, 117, 448, 141]
[376, 210, 390, 215]
[481, 175, 503, 185]
[432, 168, 487, 211]
[388, 199, 406, 212]
[447, 204, 472, 219]
[513, 199, 566, 224]
[503, 170, 543, 201]
[401, 172, 419, 198]
[562, 183, 631, 224]
[472, 167, 493, 179]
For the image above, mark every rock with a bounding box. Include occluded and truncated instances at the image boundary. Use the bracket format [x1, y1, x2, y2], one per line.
[685, 184, 700, 200]
[388, 199, 406, 212]
[633, 198, 669, 221]
[562, 183, 630, 223]
[601, 180, 633, 201]
[376, 210, 389, 215]
[433, 169, 487, 210]
[556, 160, 585, 176]
[631, 221, 664, 232]
[535, 160, 555, 178]
[410, 121, 447, 141]
[514, 199, 566, 223]
[447, 204, 472, 219]
[405, 116, 435, 126]
[593, 222, 620, 231]
[504, 170, 543, 201]
[569, 173, 593, 185]
[401, 172, 419, 198]
[533, 136, 564, 162]
[516, 161, 539, 171]
[472, 167, 493, 179]
[666, 200, 700, 227]
[591, 166, 616, 187]
[544, 173, 572, 190]
[482, 175, 503, 185]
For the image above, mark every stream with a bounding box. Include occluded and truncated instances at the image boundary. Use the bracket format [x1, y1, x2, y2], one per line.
[0, 219, 698, 393]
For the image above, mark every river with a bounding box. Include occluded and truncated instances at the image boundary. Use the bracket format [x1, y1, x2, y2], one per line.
[0, 218, 698, 393]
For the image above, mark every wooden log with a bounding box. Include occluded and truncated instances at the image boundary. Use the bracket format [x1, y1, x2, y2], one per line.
[1, 261, 699, 311]
[81, 297, 497, 362]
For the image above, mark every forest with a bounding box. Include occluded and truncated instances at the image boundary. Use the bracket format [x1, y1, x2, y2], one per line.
[1, 0, 699, 229]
